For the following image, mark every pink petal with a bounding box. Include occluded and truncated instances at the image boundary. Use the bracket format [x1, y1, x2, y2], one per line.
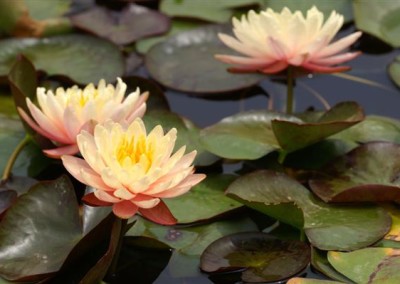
[214, 54, 274, 68]
[113, 201, 138, 219]
[261, 61, 289, 74]
[43, 144, 79, 158]
[82, 192, 112, 207]
[315, 31, 362, 58]
[63, 106, 83, 141]
[154, 174, 206, 198]
[311, 51, 361, 66]
[268, 37, 287, 60]
[132, 195, 160, 209]
[94, 190, 121, 203]
[301, 62, 351, 73]
[61, 155, 96, 185]
[139, 200, 177, 225]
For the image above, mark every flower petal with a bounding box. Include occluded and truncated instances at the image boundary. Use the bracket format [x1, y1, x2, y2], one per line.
[43, 144, 79, 158]
[139, 200, 177, 225]
[82, 192, 113, 207]
[113, 201, 138, 219]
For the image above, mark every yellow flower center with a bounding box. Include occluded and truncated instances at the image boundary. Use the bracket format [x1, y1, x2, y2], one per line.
[116, 135, 154, 171]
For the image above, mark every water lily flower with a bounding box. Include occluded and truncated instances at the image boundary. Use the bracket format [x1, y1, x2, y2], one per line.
[61, 118, 206, 224]
[18, 78, 148, 158]
[215, 6, 362, 74]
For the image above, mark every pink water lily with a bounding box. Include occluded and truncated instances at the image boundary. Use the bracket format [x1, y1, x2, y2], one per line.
[215, 6, 362, 74]
[61, 118, 206, 224]
[18, 78, 148, 158]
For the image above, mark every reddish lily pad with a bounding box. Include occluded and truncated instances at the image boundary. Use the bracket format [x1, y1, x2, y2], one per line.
[226, 170, 391, 251]
[328, 248, 400, 283]
[164, 174, 242, 224]
[287, 279, 344, 284]
[145, 24, 264, 94]
[199, 111, 300, 160]
[309, 142, 400, 203]
[272, 102, 365, 153]
[389, 55, 400, 88]
[0, 35, 124, 84]
[70, 4, 170, 45]
[200, 232, 310, 283]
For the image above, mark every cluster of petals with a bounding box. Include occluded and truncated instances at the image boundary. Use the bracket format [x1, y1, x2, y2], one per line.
[61, 118, 206, 224]
[215, 6, 362, 74]
[18, 78, 148, 158]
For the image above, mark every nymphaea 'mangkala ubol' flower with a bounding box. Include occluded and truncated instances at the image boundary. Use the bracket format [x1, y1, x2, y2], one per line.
[61, 118, 206, 224]
[215, 6, 362, 74]
[18, 78, 148, 158]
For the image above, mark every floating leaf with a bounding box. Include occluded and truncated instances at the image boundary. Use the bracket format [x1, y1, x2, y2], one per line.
[309, 142, 400, 203]
[389, 56, 400, 88]
[0, 191, 17, 217]
[160, 0, 261, 23]
[199, 110, 299, 160]
[164, 174, 241, 224]
[200, 232, 310, 283]
[328, 247, 400, 283]
[144, 110, 219, 166]
[70, 4, 170, 45]
[263, 0, 353, 22]
[287, 278, 344, 284]
[227, 170, 391, 250]
[383, 204, 400, 242]
[24, 0, 71, 20]
[272, 102, 364, 153]
[353, 0, 400, 47]
[0, 35, 124, 84]
[145, 24, 264, 94]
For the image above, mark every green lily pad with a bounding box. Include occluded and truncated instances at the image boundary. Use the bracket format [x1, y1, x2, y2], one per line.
[199, 111, 300, 160]
[287, 278, 344, 284]
[0, 35, 124, 84]
[164, 174, 241, 224]
[0, 190, 17, 217]
[328, 247, 400, 283]
[160, 0, 261, 23]
[0, 93, 17, 118]
[309, 142, 400, 203]
[226, 170, 391, 250]
[272, 102, 365, 153]
[24, 0, 71, 20]
[311, 248, 355, 283]
[262, 0, 353, 22]
[126, 216, 258, 256]
[383, 204, 400, 242]
[145, 24, 264, 94]
[389, 56, 400, 88]
[200, 232, 310, 283]
[332, 115, 400, 144]
[353, 0, 400, 47]
[70, 4, 170, 45]
[143, 110, 219, 166]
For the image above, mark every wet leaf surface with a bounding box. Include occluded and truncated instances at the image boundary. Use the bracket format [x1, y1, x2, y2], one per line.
[309, 142, 400, 203]
[389, 55, 400, 88]
[200, 232, 310, 283]
[145, 24, 264, 94]
[226, 170, 391, 250]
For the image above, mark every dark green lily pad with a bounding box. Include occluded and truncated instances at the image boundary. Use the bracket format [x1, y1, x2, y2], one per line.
[145, 24, 264, 94]
[0, 93, 17, 118]
[199, 110, 300, 160]
[354, 0, 400, 47]
[70, 4, 170, 45]
[0, 35, 124, 84]
[389, 56, 400, 88]
[126, 216, 258, 256]
[143, 110, 219, 166]
[311, 248, 355, 283]
[272, 102, 365, 153]
[164, 174, 241, 224]
[226, 170, 391, 250]
[263, 0, 353, 22]
[200, 232, 310, 283]
[328, 247, 400, 283]
[382, 204, 400, 242]
[160, 0, 261, 23]
[0, 190, 17, 217]
[309, 142, 400, 203]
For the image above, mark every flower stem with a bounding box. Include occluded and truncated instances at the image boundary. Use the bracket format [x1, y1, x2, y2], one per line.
[286, 66, 295, 114]
[1, 135, 30, 181]
[106, 217, 128, 280]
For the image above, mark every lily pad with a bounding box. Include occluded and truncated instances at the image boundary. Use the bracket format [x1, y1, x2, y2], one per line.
[263, 0, 353, 22]
[383, 204, 400, 242]
[70, 4, 170, 45]
[353, 0, 400, 47]
[143, 110, 219, 166]
[200, 232, 310, 283]
[0, 35, 124, 84]
[0, 191, 17, 217]
[145, 24, 264, 94]
[164, 174, 241, 224]
[272, 102, 365, 153]
[199, 110, 300, 160]
[24, 0, 71, 20]
[328, 247, 400, 283]
[287, 279, 344, 284]
[226, 170, 391, 250]
[160, 0, 261, 23]
[389, 56, 400, 88]
[309, 142, 400, 203]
